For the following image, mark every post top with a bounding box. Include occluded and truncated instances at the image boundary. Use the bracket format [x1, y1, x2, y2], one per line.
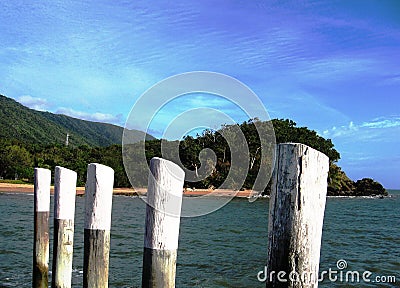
[55, 165, 72, 170]
[278, 143, 329, 162]
[55, 165, 77, 175]
[150, 157, 185, 181]
[34, 168, 51, 212]
[85, 163, 114, 230]
[54, 166, 77, 219]
[34, 167, 51, 173]
[87, 163, 114, 173]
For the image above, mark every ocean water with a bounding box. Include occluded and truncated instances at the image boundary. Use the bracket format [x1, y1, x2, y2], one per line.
[0, 190, 399, 287]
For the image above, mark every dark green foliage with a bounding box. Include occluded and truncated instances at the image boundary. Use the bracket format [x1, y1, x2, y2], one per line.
[0, 141, 33, 179]
[0, 95, 153, 147]
[140, 119, 341, 192]
[0, 99, 385, 196]
[0, 138, 131, 186]
[327, 163, 356, 196]
[272, 119, 340, 162]
[354, 178, 387, 196]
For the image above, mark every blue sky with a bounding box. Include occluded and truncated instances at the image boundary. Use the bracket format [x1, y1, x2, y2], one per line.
[0, 1, 399, 188]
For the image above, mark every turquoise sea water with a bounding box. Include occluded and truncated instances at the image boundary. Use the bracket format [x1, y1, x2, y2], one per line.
[0, 190, 399, 287]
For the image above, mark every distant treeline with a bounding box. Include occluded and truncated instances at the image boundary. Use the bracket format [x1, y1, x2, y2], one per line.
[0, 118, 385, 196]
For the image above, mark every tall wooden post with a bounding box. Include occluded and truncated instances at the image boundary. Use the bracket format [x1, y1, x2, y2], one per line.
[142, 157, 185, 288]
[83, 163, 114, 288]
[52, 166, 77, 288]
[266, 143, 329, 288]
[33, 168, 51, 288]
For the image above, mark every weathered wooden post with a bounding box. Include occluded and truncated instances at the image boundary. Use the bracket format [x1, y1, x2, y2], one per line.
[266, 143, 329, 288]
[83, 163, 114, 288]
[52, 166, 77, 288]
[142, 157, 185, 288]
[33, 168, 51, 288]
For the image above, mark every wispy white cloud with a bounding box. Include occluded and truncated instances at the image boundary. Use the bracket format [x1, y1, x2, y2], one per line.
[265, 89, 350, 132]
[17, 95, 50, 111]
[380, 74, 400, 86]
[361, 117, 400, 129]
[322, 121, 358, 138]
[322, 116, 400, 141]
[56, 107, 123, 125]
[292, 56, 379, 83]
[329, 117, 400, 188]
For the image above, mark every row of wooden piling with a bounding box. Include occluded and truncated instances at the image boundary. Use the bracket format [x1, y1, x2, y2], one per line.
[33, 163, 116, 288]
[32, 143, 329, 288]
[32, 158, 185, 288]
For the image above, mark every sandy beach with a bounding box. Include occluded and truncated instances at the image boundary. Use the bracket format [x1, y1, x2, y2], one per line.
[0, 182, 254, 198]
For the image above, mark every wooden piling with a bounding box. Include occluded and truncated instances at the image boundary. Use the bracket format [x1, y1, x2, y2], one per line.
[266, 143, 329, 288]
[83, 163, 114, 288]
[51, 166, 77, 288]
[142, 157, 185, 288]
[33, 168, 51, 288]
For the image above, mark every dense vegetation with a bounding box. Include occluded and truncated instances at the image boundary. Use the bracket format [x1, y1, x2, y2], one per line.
[0, 116, 386, 196]
[0, 95, 153, 147]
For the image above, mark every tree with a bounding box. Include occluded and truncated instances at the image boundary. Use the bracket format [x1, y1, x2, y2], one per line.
[0, 144, 33, 179]
[354, 178, 387, 196]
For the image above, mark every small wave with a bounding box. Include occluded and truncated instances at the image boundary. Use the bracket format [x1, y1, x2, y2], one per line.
[327, 195, 388, 199]
[0, 192, 34, 196]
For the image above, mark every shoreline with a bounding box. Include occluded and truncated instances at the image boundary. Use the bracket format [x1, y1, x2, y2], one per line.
[0, 183, 254, 198]
[1, 183, 393, 198]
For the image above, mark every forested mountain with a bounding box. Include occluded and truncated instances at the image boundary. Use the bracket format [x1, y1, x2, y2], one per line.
[0, 95, 153, 146]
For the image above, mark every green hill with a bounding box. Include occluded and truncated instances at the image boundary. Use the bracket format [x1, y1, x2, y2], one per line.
[0, 95, 154, 146]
